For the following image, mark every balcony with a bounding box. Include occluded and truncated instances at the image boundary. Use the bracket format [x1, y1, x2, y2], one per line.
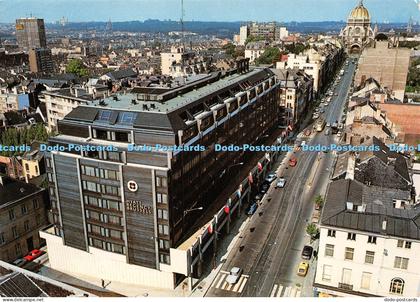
[338, 283, 353, 291]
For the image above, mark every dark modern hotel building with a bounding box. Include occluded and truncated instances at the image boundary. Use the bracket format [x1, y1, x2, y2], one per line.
[41, 62, 281, 288]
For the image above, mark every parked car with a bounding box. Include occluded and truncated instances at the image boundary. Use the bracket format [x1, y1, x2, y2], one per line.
[24, 249, 44, 262]
[276, 178, 286, 188]
[226, 267, 243, 284]
[297, 261, 309, 277]
[247, 202, 258, 216]
[254, 193, 264, 202]
[301, 245, 314, 260]
[12, 258, 27, 267]
[260, 182, 270, 194]
[289, 157, 298, 167]
[337, 131, 342, 138]
[319, 108, 325, 114]
[265, 173, 277, 183]
[326, 122, 331, 128]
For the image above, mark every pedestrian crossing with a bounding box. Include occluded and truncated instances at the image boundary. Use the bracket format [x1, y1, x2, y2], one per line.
[270, 284, 302, 297]
[211, 271, 249, 293]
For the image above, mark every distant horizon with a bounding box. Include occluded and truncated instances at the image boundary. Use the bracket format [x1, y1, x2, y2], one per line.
[0, 0, 419, 24]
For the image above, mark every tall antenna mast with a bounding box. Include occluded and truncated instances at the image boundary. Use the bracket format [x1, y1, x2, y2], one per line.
[181, 0, 185, 50]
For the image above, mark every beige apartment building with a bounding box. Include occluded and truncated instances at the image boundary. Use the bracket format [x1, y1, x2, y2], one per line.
[0, 176, 47, 262]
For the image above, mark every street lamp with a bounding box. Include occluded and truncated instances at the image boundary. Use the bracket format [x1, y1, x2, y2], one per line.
[183, 206, 203, 217]
[219, 162, 244, 178]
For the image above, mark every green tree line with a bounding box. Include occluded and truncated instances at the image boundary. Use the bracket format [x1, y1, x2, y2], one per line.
[0, 124, 50, 157]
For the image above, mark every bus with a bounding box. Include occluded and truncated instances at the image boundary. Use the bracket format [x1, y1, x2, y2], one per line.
[315, 118, 326, 132]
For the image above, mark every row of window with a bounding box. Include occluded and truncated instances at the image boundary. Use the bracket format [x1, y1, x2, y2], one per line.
[85, 209, 122, 226]
[84, 150, 122, 162]
[87, 223, 124, 240]
[82, 181, 121, 196]
[325, 244, 409, 269]
[8, 200, 40, 221]
[88, 237, 125, 255]
[327, 230, 412, 248]
[321, 266, 405, 294]
[92, 128, 132, 143]
[83, 195, 122, 212]
[81, 165, 120, 180]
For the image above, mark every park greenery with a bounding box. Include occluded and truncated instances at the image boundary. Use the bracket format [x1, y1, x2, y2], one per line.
[0, 124, 50, 157]
[66, 59, 89, 77]
[406, 57, 420, 93]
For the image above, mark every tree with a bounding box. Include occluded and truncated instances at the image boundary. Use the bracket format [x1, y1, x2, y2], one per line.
[284, 42, 309, 55]
[245, 35, 265, 45]
[0, 124, 50, 157]
[314, 195, 324, 209]
[222, 43, 236, 57]
[255, 47, 281, 65]
[306, 223, 319, 240]
[66, 59, 89, 77]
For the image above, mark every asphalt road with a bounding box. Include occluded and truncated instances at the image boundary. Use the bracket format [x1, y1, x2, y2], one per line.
[206, 59, 357, 297]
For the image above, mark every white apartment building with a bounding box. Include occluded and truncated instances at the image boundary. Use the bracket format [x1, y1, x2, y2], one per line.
[278, 52, 322, 93]
[0, 94, 19, 113]
[239, 25, 248, 46]
[42, 85, 108, 131]
[314, 179, 420, 297]
[245, 42, 267, 63]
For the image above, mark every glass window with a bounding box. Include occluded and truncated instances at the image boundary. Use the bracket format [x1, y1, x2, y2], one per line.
[347, 232, 356, 241]
[159, 239, 170, 250]
[389, 278, 404, 295]
[158, 224, 169, 235]
[0, 233, 5, 245]
[361, 272, 372, 290]
[325, 244, 334, 257]
[405, 241, 412, 249]
[97, 110, 112, 121]
[345, 247, 354, 260]
[397, 240, 404, 248]
[322, 265, 332, 282]
[157, 193, 168, 204]
[24, 221, 30, 232]
[21, 204, 27, 215]
[368, 236, 377, 244]
[118, 112, 136, 124]
[159, 253, 170, 264]
[341, 268, 352, 285]
[157, 209, 168, 220]
[327, 229, 336, 237]
[394, 257, 409, 269]
[108, 215, 121, 225]
[9, 209, 15, 221]
[12, 226, 18, 238]
[365, 251, 375, 264]
[33, 199, 39, 209]
[15, 243, 21, 255]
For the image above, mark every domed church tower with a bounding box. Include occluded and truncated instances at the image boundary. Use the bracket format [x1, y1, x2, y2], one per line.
[340, 0, 374, 53]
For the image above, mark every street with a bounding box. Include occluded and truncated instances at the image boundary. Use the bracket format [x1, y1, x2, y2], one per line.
[206, 59, 357, 297]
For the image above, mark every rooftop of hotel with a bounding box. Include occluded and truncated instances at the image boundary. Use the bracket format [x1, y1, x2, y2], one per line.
[86, 68, 271, 114]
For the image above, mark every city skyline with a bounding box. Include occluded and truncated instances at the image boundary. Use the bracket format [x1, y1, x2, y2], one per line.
[0, 0, 419, 23]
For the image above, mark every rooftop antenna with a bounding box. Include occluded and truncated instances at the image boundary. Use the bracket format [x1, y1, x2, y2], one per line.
[180, 0, 185, 51]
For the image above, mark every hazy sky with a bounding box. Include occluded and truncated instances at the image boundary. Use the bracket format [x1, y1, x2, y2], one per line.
[0, 0, 419, 23]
